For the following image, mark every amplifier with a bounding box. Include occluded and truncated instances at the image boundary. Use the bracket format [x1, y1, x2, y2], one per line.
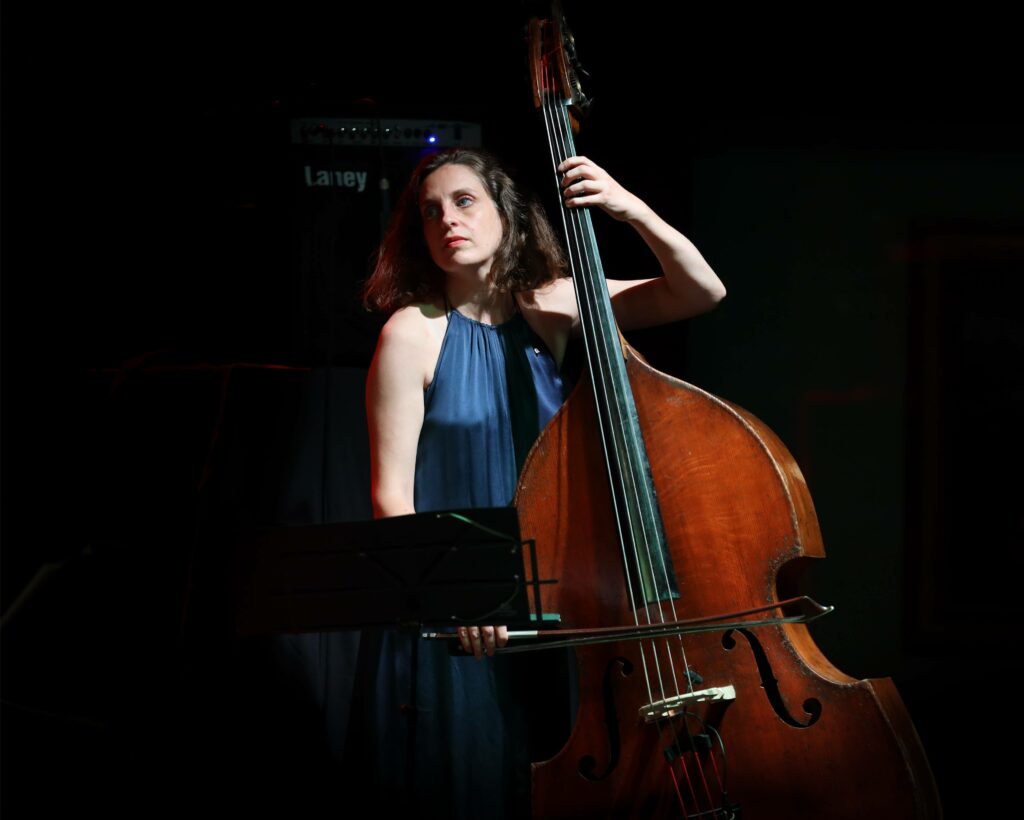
[290, 117, 482, 148]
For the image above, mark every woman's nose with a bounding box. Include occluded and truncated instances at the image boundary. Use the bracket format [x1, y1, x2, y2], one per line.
[440, 203, 459, 225]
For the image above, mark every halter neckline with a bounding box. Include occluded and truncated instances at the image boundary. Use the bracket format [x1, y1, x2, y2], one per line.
[444, 292, 522, 329]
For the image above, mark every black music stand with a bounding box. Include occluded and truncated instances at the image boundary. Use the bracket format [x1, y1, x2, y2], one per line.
[233, 507, 544, 635]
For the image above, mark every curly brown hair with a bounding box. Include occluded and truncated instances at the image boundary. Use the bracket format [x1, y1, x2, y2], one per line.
[362, 147, 567, 313]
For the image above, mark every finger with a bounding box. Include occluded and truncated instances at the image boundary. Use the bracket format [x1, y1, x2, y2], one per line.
[562, 179, 589, 198]
[469, 626, 484, 660]
[458, 627, 471, 654]
[495, 626, 509, 648]
[480, 625, 497, 657]
[561, 166, 595, 189]
[565, 193, 603, 208]
[557, 155, 589, 173]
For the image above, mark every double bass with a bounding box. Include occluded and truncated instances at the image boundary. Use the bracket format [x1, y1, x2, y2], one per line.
[511, 6, 942, 818]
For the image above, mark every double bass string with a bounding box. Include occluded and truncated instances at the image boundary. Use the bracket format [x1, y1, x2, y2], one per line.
[537, 48, 724, 813]
[537, 63, 651, 698]
[543, 102, 718, 811]
[537, 62, 680, 701]
[538, 53, 672, 705]
[536, 56, 633, 623]
[549, 109, 694, 699]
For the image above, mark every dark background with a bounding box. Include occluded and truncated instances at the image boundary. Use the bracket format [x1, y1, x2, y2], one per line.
[3, 1, 1022, 816]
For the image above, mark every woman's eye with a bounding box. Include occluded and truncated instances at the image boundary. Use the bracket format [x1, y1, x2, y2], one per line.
[422, 205, 439, 220]
[456, 196, 473, 207]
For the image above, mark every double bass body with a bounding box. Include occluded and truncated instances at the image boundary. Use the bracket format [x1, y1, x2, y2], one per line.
[515, 347, 942, 819]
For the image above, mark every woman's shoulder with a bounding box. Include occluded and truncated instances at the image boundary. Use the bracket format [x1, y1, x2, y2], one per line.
[374, 302, 448, 378]
[520, 276, 575, 311]
[380, 302, 447, 344]
[518, 277, 577, 330]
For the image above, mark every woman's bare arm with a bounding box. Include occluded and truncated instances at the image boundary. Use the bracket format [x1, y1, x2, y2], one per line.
[559, 155, 726, 331]
[365, 308, 431, 518]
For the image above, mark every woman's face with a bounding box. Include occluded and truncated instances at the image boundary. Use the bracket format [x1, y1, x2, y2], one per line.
[419, 163, 504, 279]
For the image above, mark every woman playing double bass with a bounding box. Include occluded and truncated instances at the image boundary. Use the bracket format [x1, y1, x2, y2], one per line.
[350, 146, 724, 817]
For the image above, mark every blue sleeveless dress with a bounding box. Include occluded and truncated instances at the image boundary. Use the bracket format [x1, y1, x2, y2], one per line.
[415, 307, 565, 508]
[345, 307, 566, 819]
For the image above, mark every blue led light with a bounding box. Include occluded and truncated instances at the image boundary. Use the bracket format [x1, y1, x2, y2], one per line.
[427, 135, 437, 144]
